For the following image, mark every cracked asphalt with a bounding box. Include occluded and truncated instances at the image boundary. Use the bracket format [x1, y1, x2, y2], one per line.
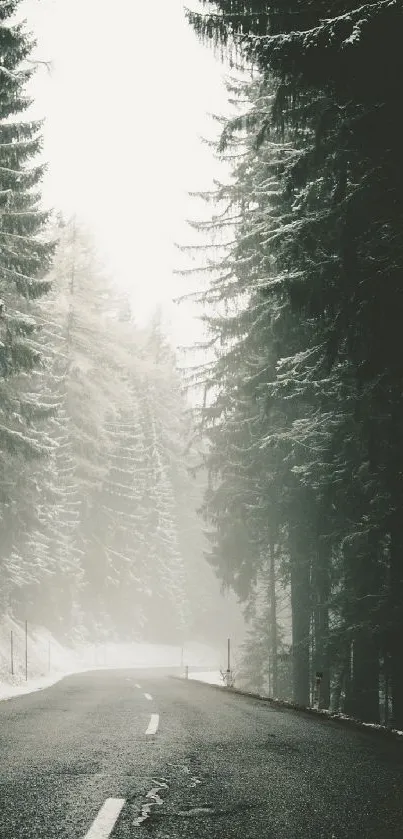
[1, 669, 403, 838]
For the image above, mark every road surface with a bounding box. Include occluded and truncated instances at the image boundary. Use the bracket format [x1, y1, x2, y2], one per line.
[0, 669, 402, 838]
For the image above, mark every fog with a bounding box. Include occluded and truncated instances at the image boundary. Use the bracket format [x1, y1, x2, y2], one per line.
[0, 0, 247, 685]
[2, 3, 403, 836]
[21, 0, 231, 342]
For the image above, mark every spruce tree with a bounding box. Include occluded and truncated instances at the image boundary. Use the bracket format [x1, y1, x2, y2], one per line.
[0, 1, 54, 615]
[187, 1, 403, 724]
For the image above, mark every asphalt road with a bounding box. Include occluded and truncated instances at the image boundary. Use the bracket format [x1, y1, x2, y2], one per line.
[1, 669, 403, 839]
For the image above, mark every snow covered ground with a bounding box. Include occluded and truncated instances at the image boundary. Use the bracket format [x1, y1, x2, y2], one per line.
[0, 616, 222, 702]
[188, 670, 224, 686]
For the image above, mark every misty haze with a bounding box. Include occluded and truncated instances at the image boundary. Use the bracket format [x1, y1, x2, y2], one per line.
[0, 1, 403, 838]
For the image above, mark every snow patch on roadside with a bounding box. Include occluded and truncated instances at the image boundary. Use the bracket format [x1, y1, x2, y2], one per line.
[185, 675, 403, 740]
[188, 670, 224, 686]
[0, 672, 73, 702]
[0, 616, 220, 703]
[0, 616, 80, 702]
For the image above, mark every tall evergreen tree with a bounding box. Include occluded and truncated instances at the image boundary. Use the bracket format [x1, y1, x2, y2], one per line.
[0, 0, 54, 612]
[187, 1, 403, 724]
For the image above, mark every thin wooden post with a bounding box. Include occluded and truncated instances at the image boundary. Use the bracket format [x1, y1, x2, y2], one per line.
[225, 638, 233, 687]
[25, 620, 28, 681]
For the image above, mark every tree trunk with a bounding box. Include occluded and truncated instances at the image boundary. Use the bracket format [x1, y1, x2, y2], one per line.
[383, 650, 390, 727]
[332, 664, 346, 713]
[343, 644, 355, 716]
[312, 550, 331, 709]
[389, 515, 403, 729]
[290, 533, 311, 706]
[345, 528, 381, 722]
[350, 627, 380, 723]
[269, 537, 278, 697]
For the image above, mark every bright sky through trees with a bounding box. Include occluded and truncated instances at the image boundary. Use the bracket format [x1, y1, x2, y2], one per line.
[20, 0, 229, 342]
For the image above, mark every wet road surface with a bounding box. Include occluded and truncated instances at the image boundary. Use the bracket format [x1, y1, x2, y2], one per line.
[1, 669, 403, 838]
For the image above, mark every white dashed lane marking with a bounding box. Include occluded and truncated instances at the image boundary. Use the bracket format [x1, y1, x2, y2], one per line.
[135, 683, 141, 689]
[146, 714, 159, 735]
[83, 798, 125, 838]
[144, 693, 153, 701]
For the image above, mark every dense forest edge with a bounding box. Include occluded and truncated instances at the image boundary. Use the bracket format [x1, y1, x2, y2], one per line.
[0, 1, 243, 670]
[184, 0, 403, 728]
[2, 0, 403, 731]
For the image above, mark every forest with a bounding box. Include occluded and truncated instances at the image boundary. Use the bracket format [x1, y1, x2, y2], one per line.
[1, 0, 403, 730]
[0, 0, 240, 657]
[184, 0, 403, 728]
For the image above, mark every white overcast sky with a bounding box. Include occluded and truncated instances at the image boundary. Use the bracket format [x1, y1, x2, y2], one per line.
[20, 0, 231, 345]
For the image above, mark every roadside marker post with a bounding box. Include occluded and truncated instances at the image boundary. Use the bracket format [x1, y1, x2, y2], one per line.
[25, 620, 28, 681]
[315, 671, 323, 708]
[224, 669, 233, 687]
[225, 637, 233, 688]
[185, 665, 189, 679]
[10, 630, 14, 676]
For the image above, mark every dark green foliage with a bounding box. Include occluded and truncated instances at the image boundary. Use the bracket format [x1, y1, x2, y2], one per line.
[187, 1, 403, 725]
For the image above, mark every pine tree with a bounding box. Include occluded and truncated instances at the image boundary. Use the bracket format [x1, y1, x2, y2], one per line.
[86, 315, 194, 643]
[99, 393, 152, 638]
[43, 220, 139, 635]
[0, 1, 54, 615]
[187, 2, 403, 724]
